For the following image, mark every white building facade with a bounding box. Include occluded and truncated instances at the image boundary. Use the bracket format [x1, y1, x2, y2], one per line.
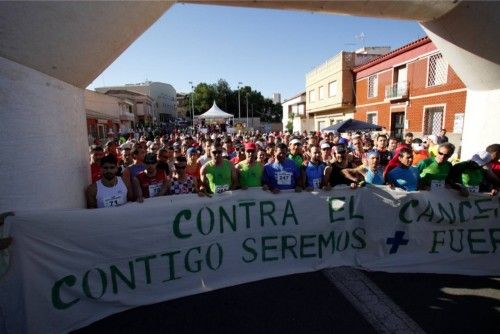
[281, 92, 312, 133]
[96, 81, 176, 124]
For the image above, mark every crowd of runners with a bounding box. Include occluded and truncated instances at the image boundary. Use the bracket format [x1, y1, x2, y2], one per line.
[86, 127, 500, 208]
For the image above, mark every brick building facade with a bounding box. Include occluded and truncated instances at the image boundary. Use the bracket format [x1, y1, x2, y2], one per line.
[353, 37, 466, 147]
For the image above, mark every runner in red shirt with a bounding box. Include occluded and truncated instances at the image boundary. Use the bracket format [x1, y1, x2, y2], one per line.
[486, 144, 500, 181]
[134, 153, 170, 202]
[89, 144, 104, 183]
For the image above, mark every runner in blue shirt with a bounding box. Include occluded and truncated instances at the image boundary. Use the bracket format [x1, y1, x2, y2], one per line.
[386, 147, 419, 191]
[304, 145, 328, 191]
[342, 150, 384, 188]
[263, 143, 302, 193]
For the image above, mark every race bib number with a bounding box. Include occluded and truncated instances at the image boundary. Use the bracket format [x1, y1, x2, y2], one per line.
[148, 184, 162, 197]
[430, 180, 445, 190]
[103, 195, 122, 208]
[276, 171, 292, 185]
[312, 178, 321, 189]
[215, 184, 229, 194]
[467, 185, 479, 193]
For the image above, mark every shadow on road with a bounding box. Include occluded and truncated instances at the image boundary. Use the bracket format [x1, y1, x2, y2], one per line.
[364, 271, 500, 334]
[74, 272, 375, 334]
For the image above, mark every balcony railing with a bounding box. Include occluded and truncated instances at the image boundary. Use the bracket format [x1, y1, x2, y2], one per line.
[120, 111, 135, 121]
[385, 81, 408, 100]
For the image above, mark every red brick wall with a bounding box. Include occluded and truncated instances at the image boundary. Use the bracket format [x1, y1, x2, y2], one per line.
[354, 49, 467, 136]
[405, 91, 466, 133]
[408, 58, 465, 96]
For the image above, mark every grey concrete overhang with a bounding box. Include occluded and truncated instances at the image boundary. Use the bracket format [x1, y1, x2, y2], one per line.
[181, 1, 460, 22]
[2, 1, 498, 91]
[0, 1, 173, 88]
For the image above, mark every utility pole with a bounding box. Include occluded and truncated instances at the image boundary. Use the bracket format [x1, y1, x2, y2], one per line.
[246, 93, 249, 129]
[251, 104, 254, 128]
[237, 82, 243, 121]
[189, 81, 194, 129]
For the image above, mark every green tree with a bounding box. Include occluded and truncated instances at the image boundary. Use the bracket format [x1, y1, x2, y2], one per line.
[192, 83, 216, 116]
[213, 79, 234, 113]
[186, 79, 282, 121]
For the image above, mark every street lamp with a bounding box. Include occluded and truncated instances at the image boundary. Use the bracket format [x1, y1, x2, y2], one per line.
[237, 81, 243, 121]
[189, 81, 194, 129]
[246, 92, 249, 129]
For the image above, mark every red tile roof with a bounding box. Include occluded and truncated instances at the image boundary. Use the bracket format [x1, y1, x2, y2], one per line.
[352, 36, 431, 73]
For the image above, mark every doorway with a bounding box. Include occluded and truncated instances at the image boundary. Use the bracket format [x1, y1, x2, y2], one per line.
[391, 112, 405, 139]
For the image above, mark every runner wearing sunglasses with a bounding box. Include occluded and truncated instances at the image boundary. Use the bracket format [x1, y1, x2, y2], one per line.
[417, 142, 455, 190]
[200, 144, 238, 194]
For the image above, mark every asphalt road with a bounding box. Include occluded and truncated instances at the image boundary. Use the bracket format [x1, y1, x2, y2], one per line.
[74, 270, 500, 334]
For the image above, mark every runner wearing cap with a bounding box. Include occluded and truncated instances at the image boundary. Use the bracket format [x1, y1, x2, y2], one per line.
[342, 150, 385, 187]
[236, 142, 263, 189]
[411, 138, 429, 166]
[267, 133, 276, 146]
[134, 153, 170, 202]
[417, 142, 454, 190]
[446, 151, 498, 196]
[288, 138, 304, 167]
[303, 145, 328, 191]
[118, 143, 134, 176]
[200, 144, 238, 194]
[386, 147, 420, 191]
[185, 147, 201, 184]
[320, 141, 332, 163]
[86, 154, 132, 209]
[263, 143, 302, 193]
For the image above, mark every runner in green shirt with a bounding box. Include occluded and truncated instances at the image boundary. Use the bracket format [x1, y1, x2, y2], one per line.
[417, 142, 455, 190]
[236, 142, 263, 189]
[446, 151, 496, 197]
[288, 138, 304, 167]
[200, 144, 238, 194]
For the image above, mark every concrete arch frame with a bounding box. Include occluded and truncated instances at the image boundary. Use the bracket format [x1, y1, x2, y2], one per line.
[0, 1, 498, 211]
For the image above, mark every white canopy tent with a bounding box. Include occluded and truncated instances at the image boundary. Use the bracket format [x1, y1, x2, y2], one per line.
[196, 101, 235, 133]
[197, 101, 233, 119]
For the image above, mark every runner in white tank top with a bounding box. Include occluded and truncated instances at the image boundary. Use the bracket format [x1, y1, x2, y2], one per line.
[86, 155, 131, 209]
[96, 177, 128, 208]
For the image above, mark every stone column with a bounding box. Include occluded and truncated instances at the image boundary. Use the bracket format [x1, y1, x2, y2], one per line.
[0, 57, 89, 211]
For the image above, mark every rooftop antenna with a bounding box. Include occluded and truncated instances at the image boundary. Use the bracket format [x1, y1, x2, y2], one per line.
[355, 32, 366, 49]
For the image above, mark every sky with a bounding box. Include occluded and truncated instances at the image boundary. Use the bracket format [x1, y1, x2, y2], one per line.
[87, 3, 426, 100]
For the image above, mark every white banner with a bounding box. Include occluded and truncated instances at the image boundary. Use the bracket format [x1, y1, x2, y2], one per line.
[0, 186, 499, 333]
